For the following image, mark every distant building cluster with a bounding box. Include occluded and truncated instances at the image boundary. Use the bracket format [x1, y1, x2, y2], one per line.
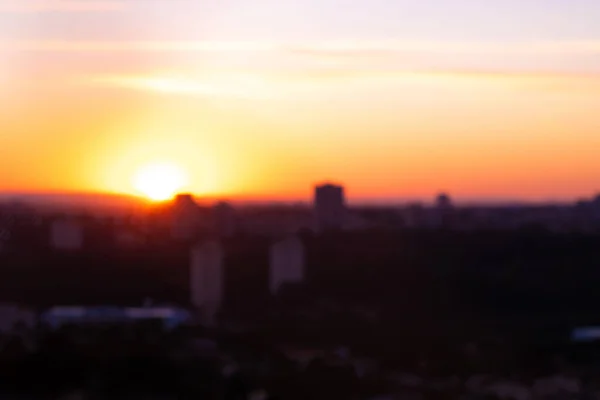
[188, 236, 306, 325]
[4, 184, 600, 256]
[3, 184, 600, 400]
[2, 183, 600, 322]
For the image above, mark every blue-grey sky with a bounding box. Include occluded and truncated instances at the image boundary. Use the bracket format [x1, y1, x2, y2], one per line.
[3, 0, 600, 75]
[2, 0, 600, 41]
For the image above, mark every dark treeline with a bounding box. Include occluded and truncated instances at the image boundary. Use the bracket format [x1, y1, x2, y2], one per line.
[0, 323, 387, 400]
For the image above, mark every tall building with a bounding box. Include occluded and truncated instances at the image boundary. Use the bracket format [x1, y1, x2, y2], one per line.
[212, 201, 237, 238]
[171, 194, 201, 240]
[190, 241, 224, 325]
[314, 183, 346, 232]
[50, 218, 83, 251]
[269, 236, 305, 295]
[436, 193, 453, 211]
[433, 192, 455, 228]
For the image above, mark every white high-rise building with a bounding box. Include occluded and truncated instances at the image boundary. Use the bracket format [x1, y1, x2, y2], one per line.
[269, 236, 305, 295]
[50, 218, 83, 251]
[314, 183, 346, 232]
[190, 241, 224, 325]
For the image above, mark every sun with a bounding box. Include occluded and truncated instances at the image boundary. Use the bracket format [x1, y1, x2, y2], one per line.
[133, 162, 189, 201]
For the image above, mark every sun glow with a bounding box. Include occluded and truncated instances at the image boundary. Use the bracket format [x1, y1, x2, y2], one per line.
[133, 162, 189, 201]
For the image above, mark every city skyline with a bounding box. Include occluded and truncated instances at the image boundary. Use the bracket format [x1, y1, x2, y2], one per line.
[2, 0, 600, 201]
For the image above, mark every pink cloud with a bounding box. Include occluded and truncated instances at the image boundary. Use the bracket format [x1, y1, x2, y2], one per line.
[3, 39, 600, 81]
[0, 40, 276, 52]
[0, 0, 126, 13]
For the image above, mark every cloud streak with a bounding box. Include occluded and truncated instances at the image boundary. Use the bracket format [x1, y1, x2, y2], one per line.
[4, 38, 600, 75]
[7, 38, 600, 90]
[74, 69, 600, 101]
[4, 39, 600, 55]
[0, 40, 278, 52]
[81, 73, 279, 100]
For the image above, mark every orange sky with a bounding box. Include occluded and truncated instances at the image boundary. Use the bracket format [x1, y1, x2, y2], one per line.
[2, 0, 600, 202]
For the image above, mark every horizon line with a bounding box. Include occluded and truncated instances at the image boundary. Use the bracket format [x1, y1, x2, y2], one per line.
[0, 190, 596, 207]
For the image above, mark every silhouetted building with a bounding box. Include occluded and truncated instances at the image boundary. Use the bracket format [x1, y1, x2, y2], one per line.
[433, 192, 455, 228]
[50, 218, 83, 251]
[436, 193, 453, 211]
[190, 241, 224, 325]
[314, 183, 346, 232]
[171, 194, 201, 240]
[269, 236, 305, 295]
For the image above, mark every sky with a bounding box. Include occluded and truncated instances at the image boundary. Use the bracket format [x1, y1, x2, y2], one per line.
[2, 0, 600, 202]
